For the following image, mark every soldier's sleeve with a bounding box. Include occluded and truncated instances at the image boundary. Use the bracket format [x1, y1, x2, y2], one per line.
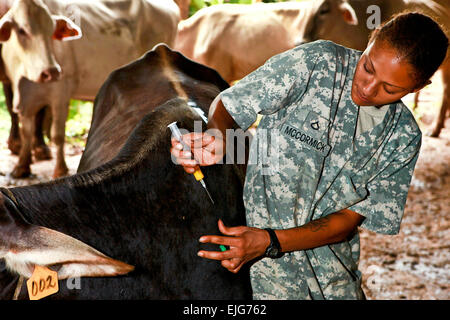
[220, 42, 322, 131]
[348, 133, 422, 235]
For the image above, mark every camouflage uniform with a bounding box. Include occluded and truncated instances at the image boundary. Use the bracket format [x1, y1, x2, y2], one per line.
[220, 40, 421, 300]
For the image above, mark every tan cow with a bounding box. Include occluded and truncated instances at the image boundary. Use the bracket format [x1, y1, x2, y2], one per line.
[314, 0, 449, 137]
[174, 0, 358, 83]
[0, 0, 180, 178]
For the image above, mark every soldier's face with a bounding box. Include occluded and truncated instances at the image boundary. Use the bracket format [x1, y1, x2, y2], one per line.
[351, 39, 419, 106]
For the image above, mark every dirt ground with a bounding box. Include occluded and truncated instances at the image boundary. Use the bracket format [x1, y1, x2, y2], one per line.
[0, 73, 448, 300]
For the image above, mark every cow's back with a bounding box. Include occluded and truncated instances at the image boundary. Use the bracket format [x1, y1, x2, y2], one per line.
[78, 44, 229, 172]
[174, 3, 296, 82]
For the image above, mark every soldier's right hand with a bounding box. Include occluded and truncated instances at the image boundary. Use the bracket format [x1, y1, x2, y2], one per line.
[170, 132, 224, 174]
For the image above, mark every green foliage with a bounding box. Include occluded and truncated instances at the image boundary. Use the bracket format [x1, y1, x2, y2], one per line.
[66, 100, 93, 147]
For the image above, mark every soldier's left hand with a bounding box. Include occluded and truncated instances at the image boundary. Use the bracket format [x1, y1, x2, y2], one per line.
[197, 219, 270, 273]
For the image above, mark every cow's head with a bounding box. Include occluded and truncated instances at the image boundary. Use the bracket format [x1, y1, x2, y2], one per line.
[0, 192, 134, 280]
[301, 0, 361, 47]
[0, 0, 81, 83]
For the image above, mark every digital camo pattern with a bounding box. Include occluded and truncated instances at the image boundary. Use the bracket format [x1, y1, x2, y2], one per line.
[220, 40, 421, 300]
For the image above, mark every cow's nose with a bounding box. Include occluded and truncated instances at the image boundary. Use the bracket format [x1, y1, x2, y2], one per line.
[39, 67, 60, 83]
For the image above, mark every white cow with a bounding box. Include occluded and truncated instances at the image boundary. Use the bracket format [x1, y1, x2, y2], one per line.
[0, 0, 180, 178]
[174, 0, 358, 83]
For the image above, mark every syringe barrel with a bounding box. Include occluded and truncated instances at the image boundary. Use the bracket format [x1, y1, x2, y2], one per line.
[167, 122, 191, 151]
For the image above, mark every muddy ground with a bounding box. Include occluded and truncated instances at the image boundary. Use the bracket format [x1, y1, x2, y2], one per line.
[0, 72, 448, 300]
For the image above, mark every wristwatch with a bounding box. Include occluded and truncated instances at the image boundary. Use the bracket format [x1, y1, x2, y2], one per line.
[264, 228, 284, 259]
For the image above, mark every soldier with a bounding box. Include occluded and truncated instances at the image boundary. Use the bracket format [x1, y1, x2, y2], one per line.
[171, 12, 448, 299]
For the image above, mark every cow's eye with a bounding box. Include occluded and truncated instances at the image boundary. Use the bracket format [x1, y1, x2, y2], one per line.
[17, 27, 27, 36]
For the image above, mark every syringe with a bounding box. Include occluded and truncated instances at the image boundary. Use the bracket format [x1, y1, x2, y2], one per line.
[168, 122, 214, 204]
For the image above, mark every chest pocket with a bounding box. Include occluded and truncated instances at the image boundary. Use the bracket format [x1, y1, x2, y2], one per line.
[280, 109, 331, 158]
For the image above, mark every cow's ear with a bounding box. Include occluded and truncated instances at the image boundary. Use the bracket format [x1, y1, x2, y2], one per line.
[0, 16, 12, 42]
[339, 2, 358, 25]
[52, 15, 82, 41]
[3, 225, 134, 280]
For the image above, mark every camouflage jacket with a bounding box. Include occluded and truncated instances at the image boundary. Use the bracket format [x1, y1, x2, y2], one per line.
[220, 40, 421, 300]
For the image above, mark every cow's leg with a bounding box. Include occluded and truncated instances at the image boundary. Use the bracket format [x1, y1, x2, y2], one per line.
[32, 106, 52, 161]
[4, 82, 22, 155]
[50, 101, 69, 178]
[11, 114, 34, 178]
[428, 63, 450, 137]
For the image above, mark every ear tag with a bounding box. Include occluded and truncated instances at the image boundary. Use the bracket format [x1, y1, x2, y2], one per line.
[26, 265, 59, 300]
